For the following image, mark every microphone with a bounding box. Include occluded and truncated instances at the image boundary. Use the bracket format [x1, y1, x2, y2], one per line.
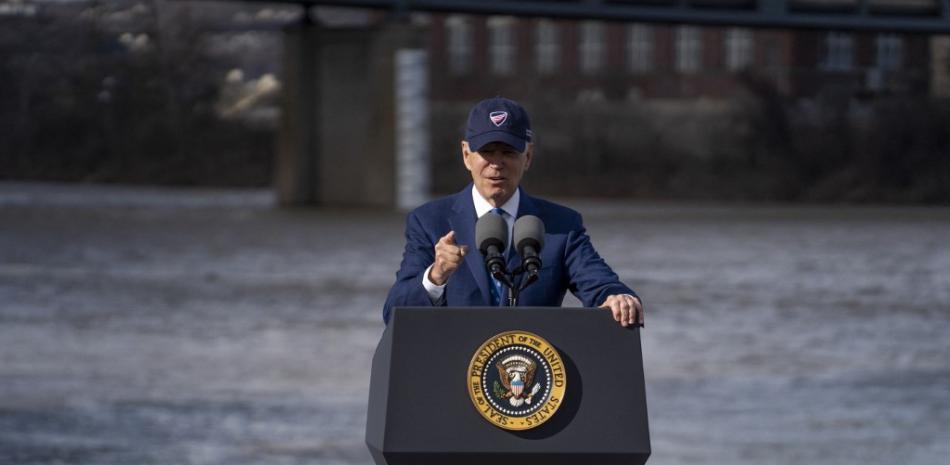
[513, 215, 544, 276]
[475, 211, 509, 278]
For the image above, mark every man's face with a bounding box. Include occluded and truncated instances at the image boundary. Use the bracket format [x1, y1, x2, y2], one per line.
[462, 141, 533, 207]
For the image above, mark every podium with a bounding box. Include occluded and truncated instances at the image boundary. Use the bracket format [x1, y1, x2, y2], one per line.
[366, 307, 650, 465]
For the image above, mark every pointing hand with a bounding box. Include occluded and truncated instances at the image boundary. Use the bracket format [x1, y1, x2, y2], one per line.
[429, 230, 469, 285]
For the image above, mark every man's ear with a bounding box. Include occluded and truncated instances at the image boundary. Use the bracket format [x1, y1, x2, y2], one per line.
[461, 140, 473, 170]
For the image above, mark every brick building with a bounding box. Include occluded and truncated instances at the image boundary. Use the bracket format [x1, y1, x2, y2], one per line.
[425, 14, 931, 102]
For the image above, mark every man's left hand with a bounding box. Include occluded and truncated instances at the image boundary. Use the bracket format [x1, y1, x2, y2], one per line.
[599, 294, 644, 328]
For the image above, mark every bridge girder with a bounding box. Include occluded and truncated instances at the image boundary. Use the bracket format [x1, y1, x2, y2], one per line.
[218, 0, 950, 33]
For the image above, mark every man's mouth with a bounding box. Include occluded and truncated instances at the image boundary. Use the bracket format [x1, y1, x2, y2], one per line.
[488, 176, 505, 182]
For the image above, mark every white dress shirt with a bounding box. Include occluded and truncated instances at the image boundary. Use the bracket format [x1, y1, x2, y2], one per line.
[422, 187, 520, 302]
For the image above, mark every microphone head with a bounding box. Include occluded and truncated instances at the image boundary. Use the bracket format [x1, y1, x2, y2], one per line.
[513, 215, 545, 256]
[475, 212, 508, 255]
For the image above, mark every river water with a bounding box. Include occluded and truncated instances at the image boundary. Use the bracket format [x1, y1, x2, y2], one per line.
[1, 182, 948, 465]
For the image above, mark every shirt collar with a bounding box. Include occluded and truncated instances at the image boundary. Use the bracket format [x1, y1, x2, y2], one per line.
[471, 185, 520, 219]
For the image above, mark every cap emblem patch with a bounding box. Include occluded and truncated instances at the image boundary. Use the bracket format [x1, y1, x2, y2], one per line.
[489, 111, 508, 127]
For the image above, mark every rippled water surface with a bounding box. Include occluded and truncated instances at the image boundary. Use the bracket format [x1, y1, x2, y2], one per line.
[1, 183, 948, 465]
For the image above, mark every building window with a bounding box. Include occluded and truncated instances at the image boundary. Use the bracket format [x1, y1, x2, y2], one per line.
[579, 20, 605, 74]
[535, 19, 560, 75]
[488, 16, 516, 75]
[875, 33, 903, 70]
[626, 23, 654, 73]
[445, 15, 472, 75]
[675, 25, 702, 73]
[725, 27, 753, 71]
[822, 31, 854, 71]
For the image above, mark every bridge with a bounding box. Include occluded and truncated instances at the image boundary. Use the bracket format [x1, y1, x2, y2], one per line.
[232, 0, 950, 32]
[205, 0, 950, 207]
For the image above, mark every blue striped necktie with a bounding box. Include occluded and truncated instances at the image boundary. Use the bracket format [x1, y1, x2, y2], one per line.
[489, 208, 507, 306]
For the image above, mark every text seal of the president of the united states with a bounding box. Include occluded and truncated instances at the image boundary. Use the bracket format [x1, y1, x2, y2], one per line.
[467, 330, 567, 430]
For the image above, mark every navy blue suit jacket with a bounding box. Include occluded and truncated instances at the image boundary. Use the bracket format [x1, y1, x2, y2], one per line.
[382, 185, 636, 323]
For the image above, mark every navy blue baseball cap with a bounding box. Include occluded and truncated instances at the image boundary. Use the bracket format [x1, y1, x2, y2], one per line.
[465, 97, 533, 153]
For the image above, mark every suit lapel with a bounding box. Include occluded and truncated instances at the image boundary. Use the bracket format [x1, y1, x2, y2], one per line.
[450, 186, 492, 305]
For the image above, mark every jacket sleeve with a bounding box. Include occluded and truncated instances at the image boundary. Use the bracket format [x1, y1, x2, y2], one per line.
[563, 212, 638, 308]
[382, 211, 441, 324]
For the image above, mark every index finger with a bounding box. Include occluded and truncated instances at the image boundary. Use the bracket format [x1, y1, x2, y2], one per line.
[439, 230, 457, 245]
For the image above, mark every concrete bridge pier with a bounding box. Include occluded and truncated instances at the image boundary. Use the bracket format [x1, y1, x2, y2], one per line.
[276, 17, 430, 209]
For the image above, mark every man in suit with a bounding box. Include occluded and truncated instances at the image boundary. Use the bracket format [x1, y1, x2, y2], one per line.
[383, 97, 643, 327]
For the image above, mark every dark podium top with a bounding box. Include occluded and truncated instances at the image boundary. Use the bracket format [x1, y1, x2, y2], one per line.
[366, 307, 651, 465]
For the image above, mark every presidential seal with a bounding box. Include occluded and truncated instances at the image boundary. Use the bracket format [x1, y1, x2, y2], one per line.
[467, 330, 567, 430]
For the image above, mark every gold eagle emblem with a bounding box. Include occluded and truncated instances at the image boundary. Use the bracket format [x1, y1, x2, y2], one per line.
[467, 330, 567, 430]
[494, 355, 543, 407]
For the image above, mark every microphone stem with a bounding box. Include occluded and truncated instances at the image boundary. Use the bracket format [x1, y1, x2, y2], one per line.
[507, 274, 520, 307]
